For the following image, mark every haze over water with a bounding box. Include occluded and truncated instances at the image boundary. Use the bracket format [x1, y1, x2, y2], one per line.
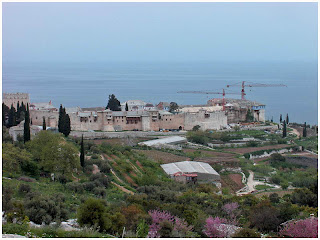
[2, 3, 318, 125]
[3, 60, 318, 125]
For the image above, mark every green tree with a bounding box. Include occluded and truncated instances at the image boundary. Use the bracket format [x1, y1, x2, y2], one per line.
[24, 104, 30, 143]
[80, 135, 85, 168]
[64, 113, 71, 137]
[2, 143, 33, 174]
[42, 117, 46, 130]
[2, 103, 10, 126]
[303, 122, 307, 137]
[249, 201, 280, 232]
[77, 198, 110, 232]
[8, 104, 16, 127]
[106, 94, 121, 111]
[58, 105, 71, 137]
[58, 104, 65, 134]
[125, 102, 129, 111]
[282, 120, 287, 138]
[169, 102, 179, 113]
[26, 131, 80, 175]
[286, 114, 289, 124]
[280, 114, 282, 123]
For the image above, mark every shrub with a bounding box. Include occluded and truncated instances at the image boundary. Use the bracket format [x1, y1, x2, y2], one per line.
[24, 194, 69, 224]
[66, 182, 84, 194]
[93, 187, 107, 198]
[232, 228, 260, 238]
[77, 198, 109, 232]
[270, 153, 285, 162]
[269, 193, 280, 203]
[99, 162, 111, 174]
[203, 216, 228, 238]
[20, 160, 40, 178]
[279, 217, 318, 238]
[18, 184, 31, 194]
[90, 173, 109, 188]
[82, 182, 96, 192]
[18, 176, 36, 182]
[246, 141, 259, 147]
[91, 154, 99, 160]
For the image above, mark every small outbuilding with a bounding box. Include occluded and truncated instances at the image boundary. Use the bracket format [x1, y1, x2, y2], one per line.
[161, 161, 220, 184]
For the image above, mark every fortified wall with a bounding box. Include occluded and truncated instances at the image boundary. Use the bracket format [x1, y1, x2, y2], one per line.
[3, 93, 30, 108]
[29, 108, 228, 132]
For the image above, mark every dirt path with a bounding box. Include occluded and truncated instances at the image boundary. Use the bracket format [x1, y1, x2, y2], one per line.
[127, 160, 143, 175]
[111, 181, 134, 195]
[110, 169, 124, 184]
[291, 127, 301, 137]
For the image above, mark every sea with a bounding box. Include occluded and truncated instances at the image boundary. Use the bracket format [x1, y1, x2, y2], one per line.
[2, 61, 318, 125]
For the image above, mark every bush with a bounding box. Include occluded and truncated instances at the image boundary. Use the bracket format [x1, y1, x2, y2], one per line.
[24, 194, 69, 224]
[18, 184, 31, 194]
[232, 228, 260, 238]
[99, 162, 111, 174]
[20, 160, 40, 178]
[77, 198, 109, 232]
[93, 187, 107, 198]
[91, 154, 99, 160]
[82, 182, 96, 192]
[270, 153, 285, 162]
[90, 173, 109, 188]
[66, 182, 84, 194]
[246, 141, 259, 147]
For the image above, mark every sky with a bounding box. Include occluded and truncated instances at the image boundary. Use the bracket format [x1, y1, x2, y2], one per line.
[2, 2, 318, 63]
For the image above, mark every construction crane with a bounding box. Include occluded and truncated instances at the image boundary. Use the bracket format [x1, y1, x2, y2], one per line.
[177, 89, 240, 111]
[226, 81, 287, 100]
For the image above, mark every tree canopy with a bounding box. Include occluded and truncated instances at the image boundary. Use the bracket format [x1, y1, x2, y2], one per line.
[26, 131, 80, 175]
[106, 94, 121, 111]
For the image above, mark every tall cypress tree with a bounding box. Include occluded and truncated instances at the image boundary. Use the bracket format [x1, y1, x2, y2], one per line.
[286, 114, 289, 124]
[2, 103, 10, 126]
[303, 122, 307, 137]
[64, 113, 71, 137]
[282, 120, 287, 138]
[16, 101, 21, 123]
[280, 114, 282, 123]
[8, 104, 16, 127]
[125, 102, 129, 111]
[80, 135, 85, 168]
[271, 116, 273, 123]
[58, 104, 64, 134]
[24, 104, 30, 143]
[43, 117, 46, 130]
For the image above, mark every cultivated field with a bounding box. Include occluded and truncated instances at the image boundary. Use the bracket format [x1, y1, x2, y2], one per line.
[134, 149, 190, 164]
[224, 144, 291, 154]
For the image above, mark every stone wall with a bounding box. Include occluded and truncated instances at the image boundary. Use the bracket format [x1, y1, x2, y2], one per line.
[184, 111, 227, 130]
[3, 93, 30, 109]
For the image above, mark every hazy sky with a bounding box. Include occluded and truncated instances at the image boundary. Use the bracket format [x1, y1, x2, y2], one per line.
[3, 2, 318, 62]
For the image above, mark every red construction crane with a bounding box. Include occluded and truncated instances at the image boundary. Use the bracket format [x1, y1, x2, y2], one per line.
[226, 81, 287, 100]
[177, 89, 240, 111]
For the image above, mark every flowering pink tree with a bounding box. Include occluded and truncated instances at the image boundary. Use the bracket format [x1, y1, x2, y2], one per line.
[148, 210, 192, 238]
[203, 216, 229, 238]
[222, 202, 240, 225]
[279, 217, 318, 238]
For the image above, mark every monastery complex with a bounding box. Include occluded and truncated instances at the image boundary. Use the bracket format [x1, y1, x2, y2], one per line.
[3, 93, 265, 132]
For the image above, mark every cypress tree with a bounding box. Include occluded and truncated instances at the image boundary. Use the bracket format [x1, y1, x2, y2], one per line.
[24, 104, 30, 143]
[2, 103, 10, 126]
[16, 101, 20, 123]
[125, 102, 129, 111]
[303, 122, 307, 137]
[64, 113, 71, 137]
[43, 117, 46, 130]
[280, 114, 282, 123]
[286, 114, 289, 124]
[58, 104, 64, 134]
[271, 116, 273, 123]
[282, 120, 287, 138]
[80, 135, 85, 168]
[8, 104, 16, 127]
